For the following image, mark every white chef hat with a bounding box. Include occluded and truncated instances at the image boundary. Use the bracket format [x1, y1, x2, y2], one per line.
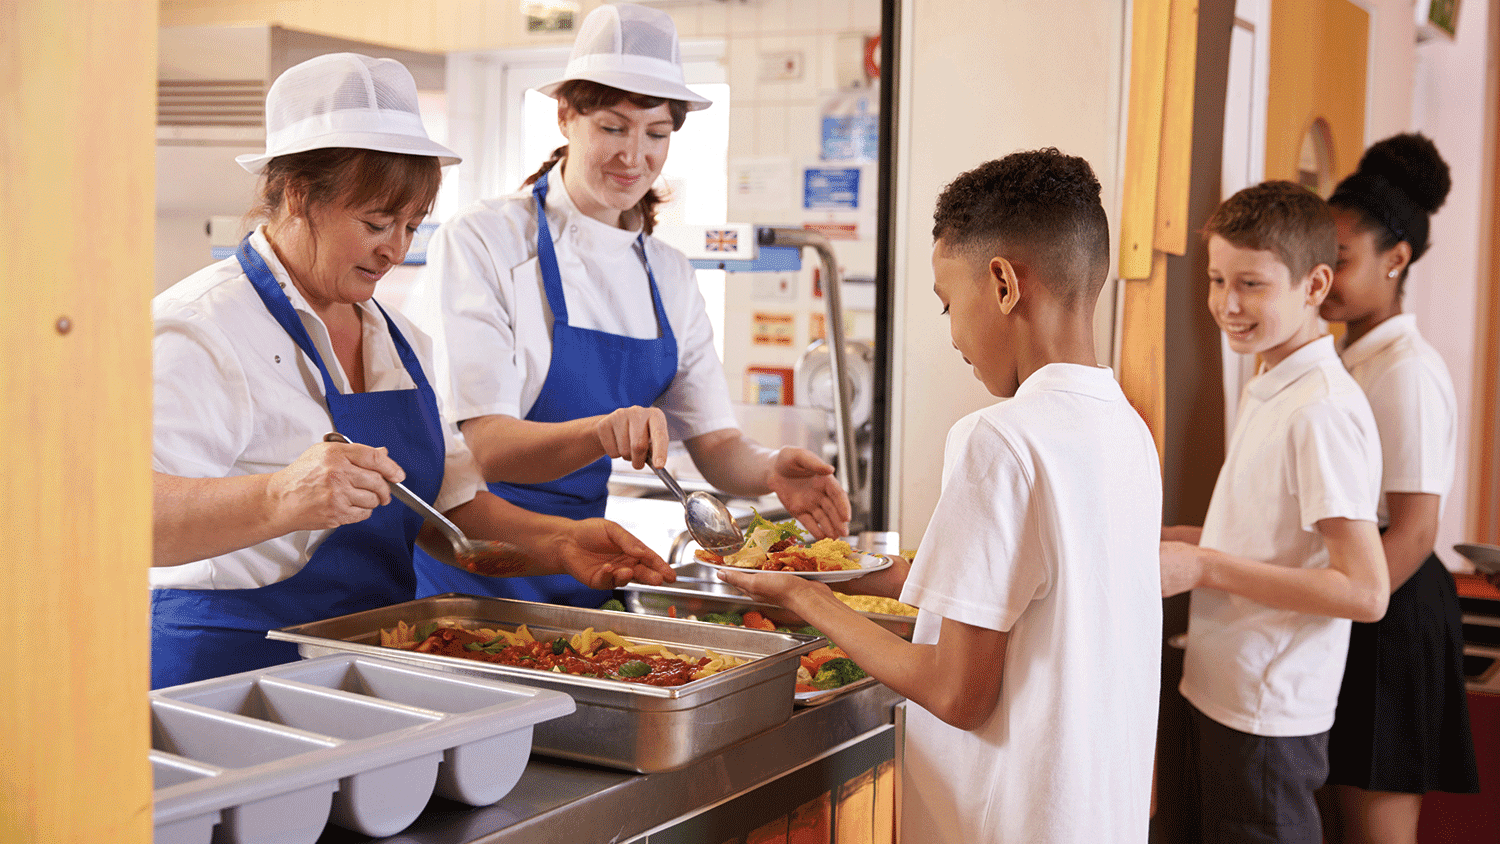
[535, 4, 712, 111]
[236, 52, 460, 175]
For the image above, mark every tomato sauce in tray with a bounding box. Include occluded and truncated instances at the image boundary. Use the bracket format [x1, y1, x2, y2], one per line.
[382, 622, 744, 688]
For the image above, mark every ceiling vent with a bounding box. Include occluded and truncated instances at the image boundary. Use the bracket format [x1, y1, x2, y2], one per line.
[156, 79, 266, 146]
[156, 25, 444, 147]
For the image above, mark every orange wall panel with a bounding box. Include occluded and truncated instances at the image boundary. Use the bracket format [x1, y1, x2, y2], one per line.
[1266, 0, 1370, 187]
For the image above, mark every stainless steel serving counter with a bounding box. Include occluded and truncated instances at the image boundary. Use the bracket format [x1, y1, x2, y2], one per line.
[316, 682, 904, 843]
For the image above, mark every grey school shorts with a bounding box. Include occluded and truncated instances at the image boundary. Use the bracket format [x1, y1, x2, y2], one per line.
[1184, 705, 1330, 844]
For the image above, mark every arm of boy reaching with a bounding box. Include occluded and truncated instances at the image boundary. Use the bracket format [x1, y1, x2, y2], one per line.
[719, 569, 1007, 730]
[1160, 525, 1202, 544]
[1160, 516, 1389, 622]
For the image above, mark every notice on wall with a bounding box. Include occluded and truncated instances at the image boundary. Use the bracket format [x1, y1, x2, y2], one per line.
[751, 311, 796, 347]
[808, 312, 856, 343]
[804, 167, 861, 211]
[802, 221, 859, 241]
[744, 366, 795, 405]
[730, 157, 795, 212]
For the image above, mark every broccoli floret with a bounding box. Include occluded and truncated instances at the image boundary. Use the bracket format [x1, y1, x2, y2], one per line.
[796, 625, 824, 638]
[597, 598, 626, 612]
[699, 611, 745, 626]
[810, 657, 867, 690]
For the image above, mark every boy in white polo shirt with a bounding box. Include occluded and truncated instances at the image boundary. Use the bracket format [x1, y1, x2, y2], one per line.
[1160, 180, 1389, 843]
[722, 149, 1163, 843]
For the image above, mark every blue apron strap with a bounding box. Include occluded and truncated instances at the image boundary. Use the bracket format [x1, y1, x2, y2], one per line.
[236, 236, 342, 402]
[532, 172, 570, 325]
[370, 299, 431, 394]
[635, 233, 675, 346]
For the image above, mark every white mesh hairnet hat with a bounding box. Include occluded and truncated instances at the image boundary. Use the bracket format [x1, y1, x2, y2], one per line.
[236, 52, 461, 175]
[535, 4, 711, 111]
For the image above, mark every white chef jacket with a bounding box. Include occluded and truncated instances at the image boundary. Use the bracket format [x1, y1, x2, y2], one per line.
[1180, 336, 1382, 736]
[402, 168, 739, 441]
[899, 365, 1163, 844]
[1338, 314, 1457, 524]
[151, 227, 487, 590]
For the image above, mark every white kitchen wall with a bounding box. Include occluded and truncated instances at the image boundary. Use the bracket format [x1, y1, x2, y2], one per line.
[673, 0, 886, 404]
[890, 0, 1128, 544]
[1406, 0, 1493, 570]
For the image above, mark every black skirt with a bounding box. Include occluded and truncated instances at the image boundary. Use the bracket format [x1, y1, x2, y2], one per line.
[1327, 554, 1480, 794]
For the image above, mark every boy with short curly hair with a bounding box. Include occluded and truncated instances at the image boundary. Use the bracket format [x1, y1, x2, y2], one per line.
[1161, 180, 1389, 843]
[722, 148, 1163, 843]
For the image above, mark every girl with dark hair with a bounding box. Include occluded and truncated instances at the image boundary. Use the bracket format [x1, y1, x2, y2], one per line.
[1319, 132, 1480, 843]
[406, 4, 851, 607]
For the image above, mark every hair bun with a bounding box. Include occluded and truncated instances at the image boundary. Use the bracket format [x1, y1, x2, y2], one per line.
[1356, 132, 1451, 214]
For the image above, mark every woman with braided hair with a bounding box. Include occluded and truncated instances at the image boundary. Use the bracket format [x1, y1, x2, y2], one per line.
[403, 4, 850, 607]
[1318, 132, 1479, 843]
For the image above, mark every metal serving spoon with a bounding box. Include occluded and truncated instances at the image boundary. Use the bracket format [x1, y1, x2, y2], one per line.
[322, 432, 530, 577]
[645, 446, 744, 557]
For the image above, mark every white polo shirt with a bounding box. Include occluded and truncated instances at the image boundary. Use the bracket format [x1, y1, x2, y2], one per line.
[402, 169, 739, 441]
[900, 364, 1162, 844]
[1339, 314, 1456, 523]
[1180, 335, 1382, 737]
[151, 228, 487, 590]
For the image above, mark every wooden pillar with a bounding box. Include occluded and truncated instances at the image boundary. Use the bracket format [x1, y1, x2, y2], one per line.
[1117, 0, 1198, 460]
[0, 2, 156, 842]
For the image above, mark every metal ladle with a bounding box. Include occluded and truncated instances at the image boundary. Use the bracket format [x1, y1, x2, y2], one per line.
[322, 432, 530, 577]
[646, 447, 744, 557]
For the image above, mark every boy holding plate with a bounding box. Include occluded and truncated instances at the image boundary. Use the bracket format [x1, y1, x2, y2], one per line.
[721, 149, 1163, 844]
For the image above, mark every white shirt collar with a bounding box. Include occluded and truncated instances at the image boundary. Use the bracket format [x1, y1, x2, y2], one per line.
[1014, 362, 1121, 400]
[548, 160, 647, 252]
[1245, 334, 1338, 401]
[247, 225, 384, 394]
[247, 226, 375, 319]
[1339, 313, 1418, 370]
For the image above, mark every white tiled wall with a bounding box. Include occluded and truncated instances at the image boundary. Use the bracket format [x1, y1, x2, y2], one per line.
[675, 0, 885, 404]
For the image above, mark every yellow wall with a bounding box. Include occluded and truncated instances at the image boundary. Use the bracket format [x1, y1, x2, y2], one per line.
[1, 2, 156, 842]
[1265, 0, 1369, 186]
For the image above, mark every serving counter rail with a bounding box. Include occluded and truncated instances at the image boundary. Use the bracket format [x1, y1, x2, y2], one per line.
[314, 680, 904, 844]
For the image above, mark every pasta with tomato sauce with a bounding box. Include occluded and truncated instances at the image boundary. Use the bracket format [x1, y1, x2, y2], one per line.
[379, 621, 744, 687]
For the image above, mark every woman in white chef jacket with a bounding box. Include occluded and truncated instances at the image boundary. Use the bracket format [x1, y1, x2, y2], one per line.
[404, 4, 852, 607]
[150, 53, 672, 690]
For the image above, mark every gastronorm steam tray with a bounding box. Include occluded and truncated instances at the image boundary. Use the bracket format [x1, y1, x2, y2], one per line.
[625, 560, 918, 640]
[269, 594, 823, 773]
[151, 653, 574, 844]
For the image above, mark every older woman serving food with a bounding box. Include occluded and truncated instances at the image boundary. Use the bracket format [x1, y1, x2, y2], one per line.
[150, 52, 671, 690]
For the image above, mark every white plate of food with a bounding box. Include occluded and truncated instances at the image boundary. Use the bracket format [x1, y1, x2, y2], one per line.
[697, 513, 893, 582]
[702, 552, 891, 583]
[1454, 543, 1500, 575]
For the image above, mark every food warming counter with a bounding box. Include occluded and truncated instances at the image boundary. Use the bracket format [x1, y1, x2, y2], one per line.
[313, 680, 903, 843]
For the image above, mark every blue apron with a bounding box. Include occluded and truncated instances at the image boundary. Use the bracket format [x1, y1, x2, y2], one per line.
[414, 171, 678, 606]
[151, 236, 446, 689]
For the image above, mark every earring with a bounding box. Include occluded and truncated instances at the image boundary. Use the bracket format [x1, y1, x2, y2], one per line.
[1387, 269, 1399, 278]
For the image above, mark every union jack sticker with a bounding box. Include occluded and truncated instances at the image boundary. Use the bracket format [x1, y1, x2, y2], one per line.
[704, 229, 739, 253]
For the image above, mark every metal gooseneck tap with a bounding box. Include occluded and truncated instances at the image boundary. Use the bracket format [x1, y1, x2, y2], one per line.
[756, 226, 864, 533]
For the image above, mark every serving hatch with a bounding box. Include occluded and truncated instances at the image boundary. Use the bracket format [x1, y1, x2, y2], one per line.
[269, 594, 822, 773]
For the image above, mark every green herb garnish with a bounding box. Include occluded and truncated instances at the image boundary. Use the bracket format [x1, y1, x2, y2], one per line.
[617, 660, 651, 678]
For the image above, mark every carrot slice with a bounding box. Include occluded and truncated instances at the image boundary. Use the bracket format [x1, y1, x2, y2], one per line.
[742, 611, 776, 631]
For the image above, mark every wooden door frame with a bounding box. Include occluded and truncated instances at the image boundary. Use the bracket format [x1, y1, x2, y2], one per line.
[1, 3, 156, 842]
